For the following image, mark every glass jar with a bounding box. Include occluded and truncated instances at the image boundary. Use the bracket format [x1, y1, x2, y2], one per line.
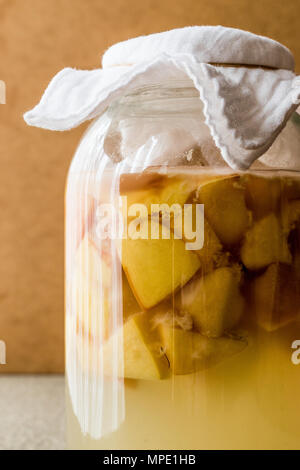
[65, 80, 300, 450]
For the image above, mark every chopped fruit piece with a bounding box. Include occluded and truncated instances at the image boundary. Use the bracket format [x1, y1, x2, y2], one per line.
[122, 271, 141, 321]
[122, 220, 201, 309]
[240, 213, 292, 270]
[120, 175, 202, 243]
[120, 172, 227, 211]
[177, 267, 244, 338]
[250, 263, 300, 331]
[75, 237, 141, 337]
[160, 326, 247, 375]
[121, 176, 200, 217]
[151, 302, 194, 331]
[196, 176, 251, 245]
[66, 178, 95, 249]
[79, 195, 95, 247]
[244, 174, 281, 219]
[282, 200, 300, 233]
[283, 177, 300, 200]
[75, 279, 110, 341]
[197, 219, 223, 264]
[102, 313, 170, 380]
[156, 176, 199, 208]
[177, 205, 223, 268]
[119, 172, 165, 193]
[75, 235, 109, 285]
[74, 236, 111, 341]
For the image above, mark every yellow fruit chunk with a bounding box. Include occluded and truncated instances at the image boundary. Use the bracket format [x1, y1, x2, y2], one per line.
[122, 220, 201, 309]
[74, 236, 111, 341]
[151, 301, 194, 332]
[66, 176, 95, 249]
[177, 267, 244, 337]
[120, 171, 226, 211]
[282, 200, 300, 233]
[244, 174, 281, 219]
[177, 204, 223, 268]
[283, 176, 300, 200]
[196, 176, 251, 245]
[75, 235, 109, 284]
[74, 236, 139, 338]
[240, 213, 292, 270]
[250, 263, 300, 331]
[122, 271, 141, 322]
[198, 219, 223, 264]
[121, 175, 199, 217]
[119, 172, 165, 193]
[160, 326, 247, 375]
[102, 313, 169, 380]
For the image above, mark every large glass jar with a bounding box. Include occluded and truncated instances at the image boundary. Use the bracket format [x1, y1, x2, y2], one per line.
[65, 80, 300, 450]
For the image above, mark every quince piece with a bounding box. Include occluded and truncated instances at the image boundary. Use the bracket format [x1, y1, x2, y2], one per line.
[120, 172, 227, 223]
[160, 326, 247, 375]
[66, 178, 95, 249]
[122, 271, 141, 322]
[119, 172, 165, 193]
[282, 200, 300, 233]
[198, 219, 223, 265]
[151, 302, 194, 332]
[176, 204, 223, 267]
[75, 235, 111, 285]
[250, 263, 300, 331]
[122, 220, 201, 309]
[121, 175, 199, 217]
[240, 213, 292, 270]
[196, 176, 251, 245]
[244, 174, 281, 219]
[102, 313, 169, 380]
[177, 267, 244, 337]
[75, 236, 141, 337]
[74, 235, 111, 341]
[283, 176, 300, 200]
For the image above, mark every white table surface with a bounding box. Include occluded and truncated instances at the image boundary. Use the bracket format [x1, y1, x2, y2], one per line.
[0, 375, 65, 450]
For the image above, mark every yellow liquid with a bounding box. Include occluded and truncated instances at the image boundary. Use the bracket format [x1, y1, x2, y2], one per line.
[66, 168, 300, 449]
[67, 323, 300, 450]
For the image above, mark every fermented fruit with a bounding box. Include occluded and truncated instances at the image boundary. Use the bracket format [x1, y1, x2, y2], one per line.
[160, 326, 247, 375]
[241, 213, 292, 270]
[122, 220, 201, 309]
[196, 176, 251, 245]
[177, 267, 244, 337]
[250, 263, 300, 331]
[102, 313, 170, 380]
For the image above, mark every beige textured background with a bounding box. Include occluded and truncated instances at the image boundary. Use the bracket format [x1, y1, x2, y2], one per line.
[0, 0, 299, 372]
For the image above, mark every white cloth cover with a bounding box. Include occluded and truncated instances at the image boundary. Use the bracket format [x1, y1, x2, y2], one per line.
[23, 26, 300, 170]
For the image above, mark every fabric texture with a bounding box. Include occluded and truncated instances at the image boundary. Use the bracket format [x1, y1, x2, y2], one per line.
[24, 26, 300, 170]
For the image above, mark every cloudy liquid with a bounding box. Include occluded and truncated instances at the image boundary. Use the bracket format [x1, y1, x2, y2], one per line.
[66, 168, 300, 449]
[67, 329, 300, 450]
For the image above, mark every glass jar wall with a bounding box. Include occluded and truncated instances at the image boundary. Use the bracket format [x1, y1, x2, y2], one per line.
[65, 82, 300, 450]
